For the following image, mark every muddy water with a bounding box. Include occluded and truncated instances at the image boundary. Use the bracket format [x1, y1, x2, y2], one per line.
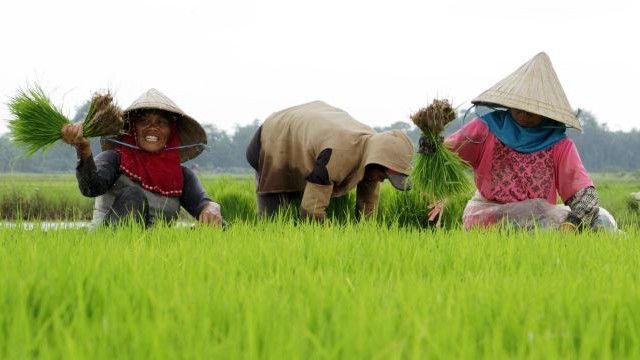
[0, 221, 199, 230]
[0, 221, 90, 230]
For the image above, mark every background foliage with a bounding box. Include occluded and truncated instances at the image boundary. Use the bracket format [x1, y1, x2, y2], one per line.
[1, 102, 639, 173]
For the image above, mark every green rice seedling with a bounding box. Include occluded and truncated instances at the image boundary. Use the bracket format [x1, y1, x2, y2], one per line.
[8, 85, 71, 155]
[0, 188, 92, 220]
[380, 188, 430, 228]
[3, 173, 638, 229]
[215, 192, 257, 222]
[201, 176, 257, 222]
[626, 195, 639, 212]
[380, 185, 470, 229]
[1, 222, 638, 358]
[0, 174, 93, 220]
[325, 192, 356, 223]
[410, 99, 473, 202]
[408, 99, 473, 227]
[7, 84, 123, 156]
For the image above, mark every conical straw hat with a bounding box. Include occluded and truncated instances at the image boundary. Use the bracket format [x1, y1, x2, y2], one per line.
[472, 52, 581, 131]
[102, 88, 207, 162]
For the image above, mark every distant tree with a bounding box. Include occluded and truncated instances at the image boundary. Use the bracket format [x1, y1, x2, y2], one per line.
[1, 109, 639, 173]
[191, 120, 260, 172]
[569, 109, 640, 172]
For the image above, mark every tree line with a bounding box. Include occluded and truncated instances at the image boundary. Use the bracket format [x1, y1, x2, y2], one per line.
[0, 105, 638, 173]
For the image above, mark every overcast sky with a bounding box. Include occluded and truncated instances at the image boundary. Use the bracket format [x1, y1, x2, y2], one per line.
[1, 0, 638, 135]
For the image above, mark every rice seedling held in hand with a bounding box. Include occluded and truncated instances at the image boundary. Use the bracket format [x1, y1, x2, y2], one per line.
[8, 85, 71, 155]
[83, 92, 124, 137]
[7, 84, 123, 156]
[410, 99, 472, 223]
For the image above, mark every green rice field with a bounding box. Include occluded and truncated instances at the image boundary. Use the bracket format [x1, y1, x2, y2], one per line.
[1, 173, 640, 358]
[1, 172, 639, 228]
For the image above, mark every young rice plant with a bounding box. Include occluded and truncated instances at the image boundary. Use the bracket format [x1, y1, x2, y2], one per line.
[8, 84, 123, 155]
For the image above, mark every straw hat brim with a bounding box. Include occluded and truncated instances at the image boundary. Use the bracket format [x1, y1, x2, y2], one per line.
[471, 52, 582, 131]
[386, 171, 411, 191]
[472, 94, 580, 130]
[101, 109, 206, 163]
[101, 89, 207, 162]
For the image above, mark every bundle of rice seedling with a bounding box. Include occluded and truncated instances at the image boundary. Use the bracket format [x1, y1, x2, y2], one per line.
[380, 187, 470, 229]
[7, 84, 123, 155]
[83, 93, 124, 137]
[8, 85, 71, 155]
[410, 99, 472, 203]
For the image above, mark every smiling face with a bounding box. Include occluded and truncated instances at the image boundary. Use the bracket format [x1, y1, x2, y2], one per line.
[133, 112, 172, 153]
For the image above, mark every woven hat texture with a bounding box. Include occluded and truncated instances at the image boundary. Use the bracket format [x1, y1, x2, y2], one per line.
[472, 52, 581, 130]
[102, 88, 207, 162]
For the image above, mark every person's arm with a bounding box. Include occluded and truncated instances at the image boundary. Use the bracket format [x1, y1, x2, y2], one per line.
[76, 151, 121, 197]
[409, 119, 485, 172]
[245, 126, 262, 171]
[562, 186, 600, 230]
[443, 118, 489, 169]
[62, 123, 119, 197]
[355, 180, 380, 220]
[61, 123, 91, 160]
[418, 118, 486, 169]
[300, 148, 333, 221]
[555, 139, 598, 231]
[180, 167, 223, 225]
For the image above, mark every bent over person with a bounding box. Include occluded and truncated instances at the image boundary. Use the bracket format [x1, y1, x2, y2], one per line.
[246, 101, 414, 221]
[421, 52, 617, 231]
[62, 89, 223, 227]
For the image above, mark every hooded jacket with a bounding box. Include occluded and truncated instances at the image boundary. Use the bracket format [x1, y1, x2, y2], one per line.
[257, 101, 413, 220]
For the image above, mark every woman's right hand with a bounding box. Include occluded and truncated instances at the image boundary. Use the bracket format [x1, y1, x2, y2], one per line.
[61, 123, 91, 159]
[418, 135, 442, 154]
[61, 123, 88, 145]
[198, 202, 224, 226]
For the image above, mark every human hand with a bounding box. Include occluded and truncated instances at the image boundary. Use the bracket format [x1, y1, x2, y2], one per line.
[559, 221, 578, 232]
[61, 123, 89, 146]
[198, 202, 223, 226]
[427, 199, 447, 227]
[61, 123, 91, 159]
[418, 135, 443, 154]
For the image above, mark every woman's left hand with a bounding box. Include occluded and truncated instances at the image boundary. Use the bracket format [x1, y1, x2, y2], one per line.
[559, 221, 578, 232]
[418, 135, 442, 154]
[199, 202, 223, 226]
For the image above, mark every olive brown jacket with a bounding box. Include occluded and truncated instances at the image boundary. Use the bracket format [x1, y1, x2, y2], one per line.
[257, 101, 413, 220]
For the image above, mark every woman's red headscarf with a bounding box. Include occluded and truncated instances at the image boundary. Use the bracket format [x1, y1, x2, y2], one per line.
[114, 120, 184, 197]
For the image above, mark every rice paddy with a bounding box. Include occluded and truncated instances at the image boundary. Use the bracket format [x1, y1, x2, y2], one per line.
[1, 173, 639, 358]
[1, 173, 638, 228]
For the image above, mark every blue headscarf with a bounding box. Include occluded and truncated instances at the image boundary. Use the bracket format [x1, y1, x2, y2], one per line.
[480, 110, 567, 153]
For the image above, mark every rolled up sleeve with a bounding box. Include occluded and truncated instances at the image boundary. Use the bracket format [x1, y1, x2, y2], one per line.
[300, 182, 333, 221]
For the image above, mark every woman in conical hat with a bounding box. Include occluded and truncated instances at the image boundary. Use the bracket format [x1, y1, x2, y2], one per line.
[420, 52, 616, 231]
[61, 88, 223, 227]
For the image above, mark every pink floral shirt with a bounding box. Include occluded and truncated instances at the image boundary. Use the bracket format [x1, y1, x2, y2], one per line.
[445, 118, 593, 204]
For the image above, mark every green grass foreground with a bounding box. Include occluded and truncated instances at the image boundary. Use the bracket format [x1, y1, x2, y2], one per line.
[1, 222, 638, 358]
